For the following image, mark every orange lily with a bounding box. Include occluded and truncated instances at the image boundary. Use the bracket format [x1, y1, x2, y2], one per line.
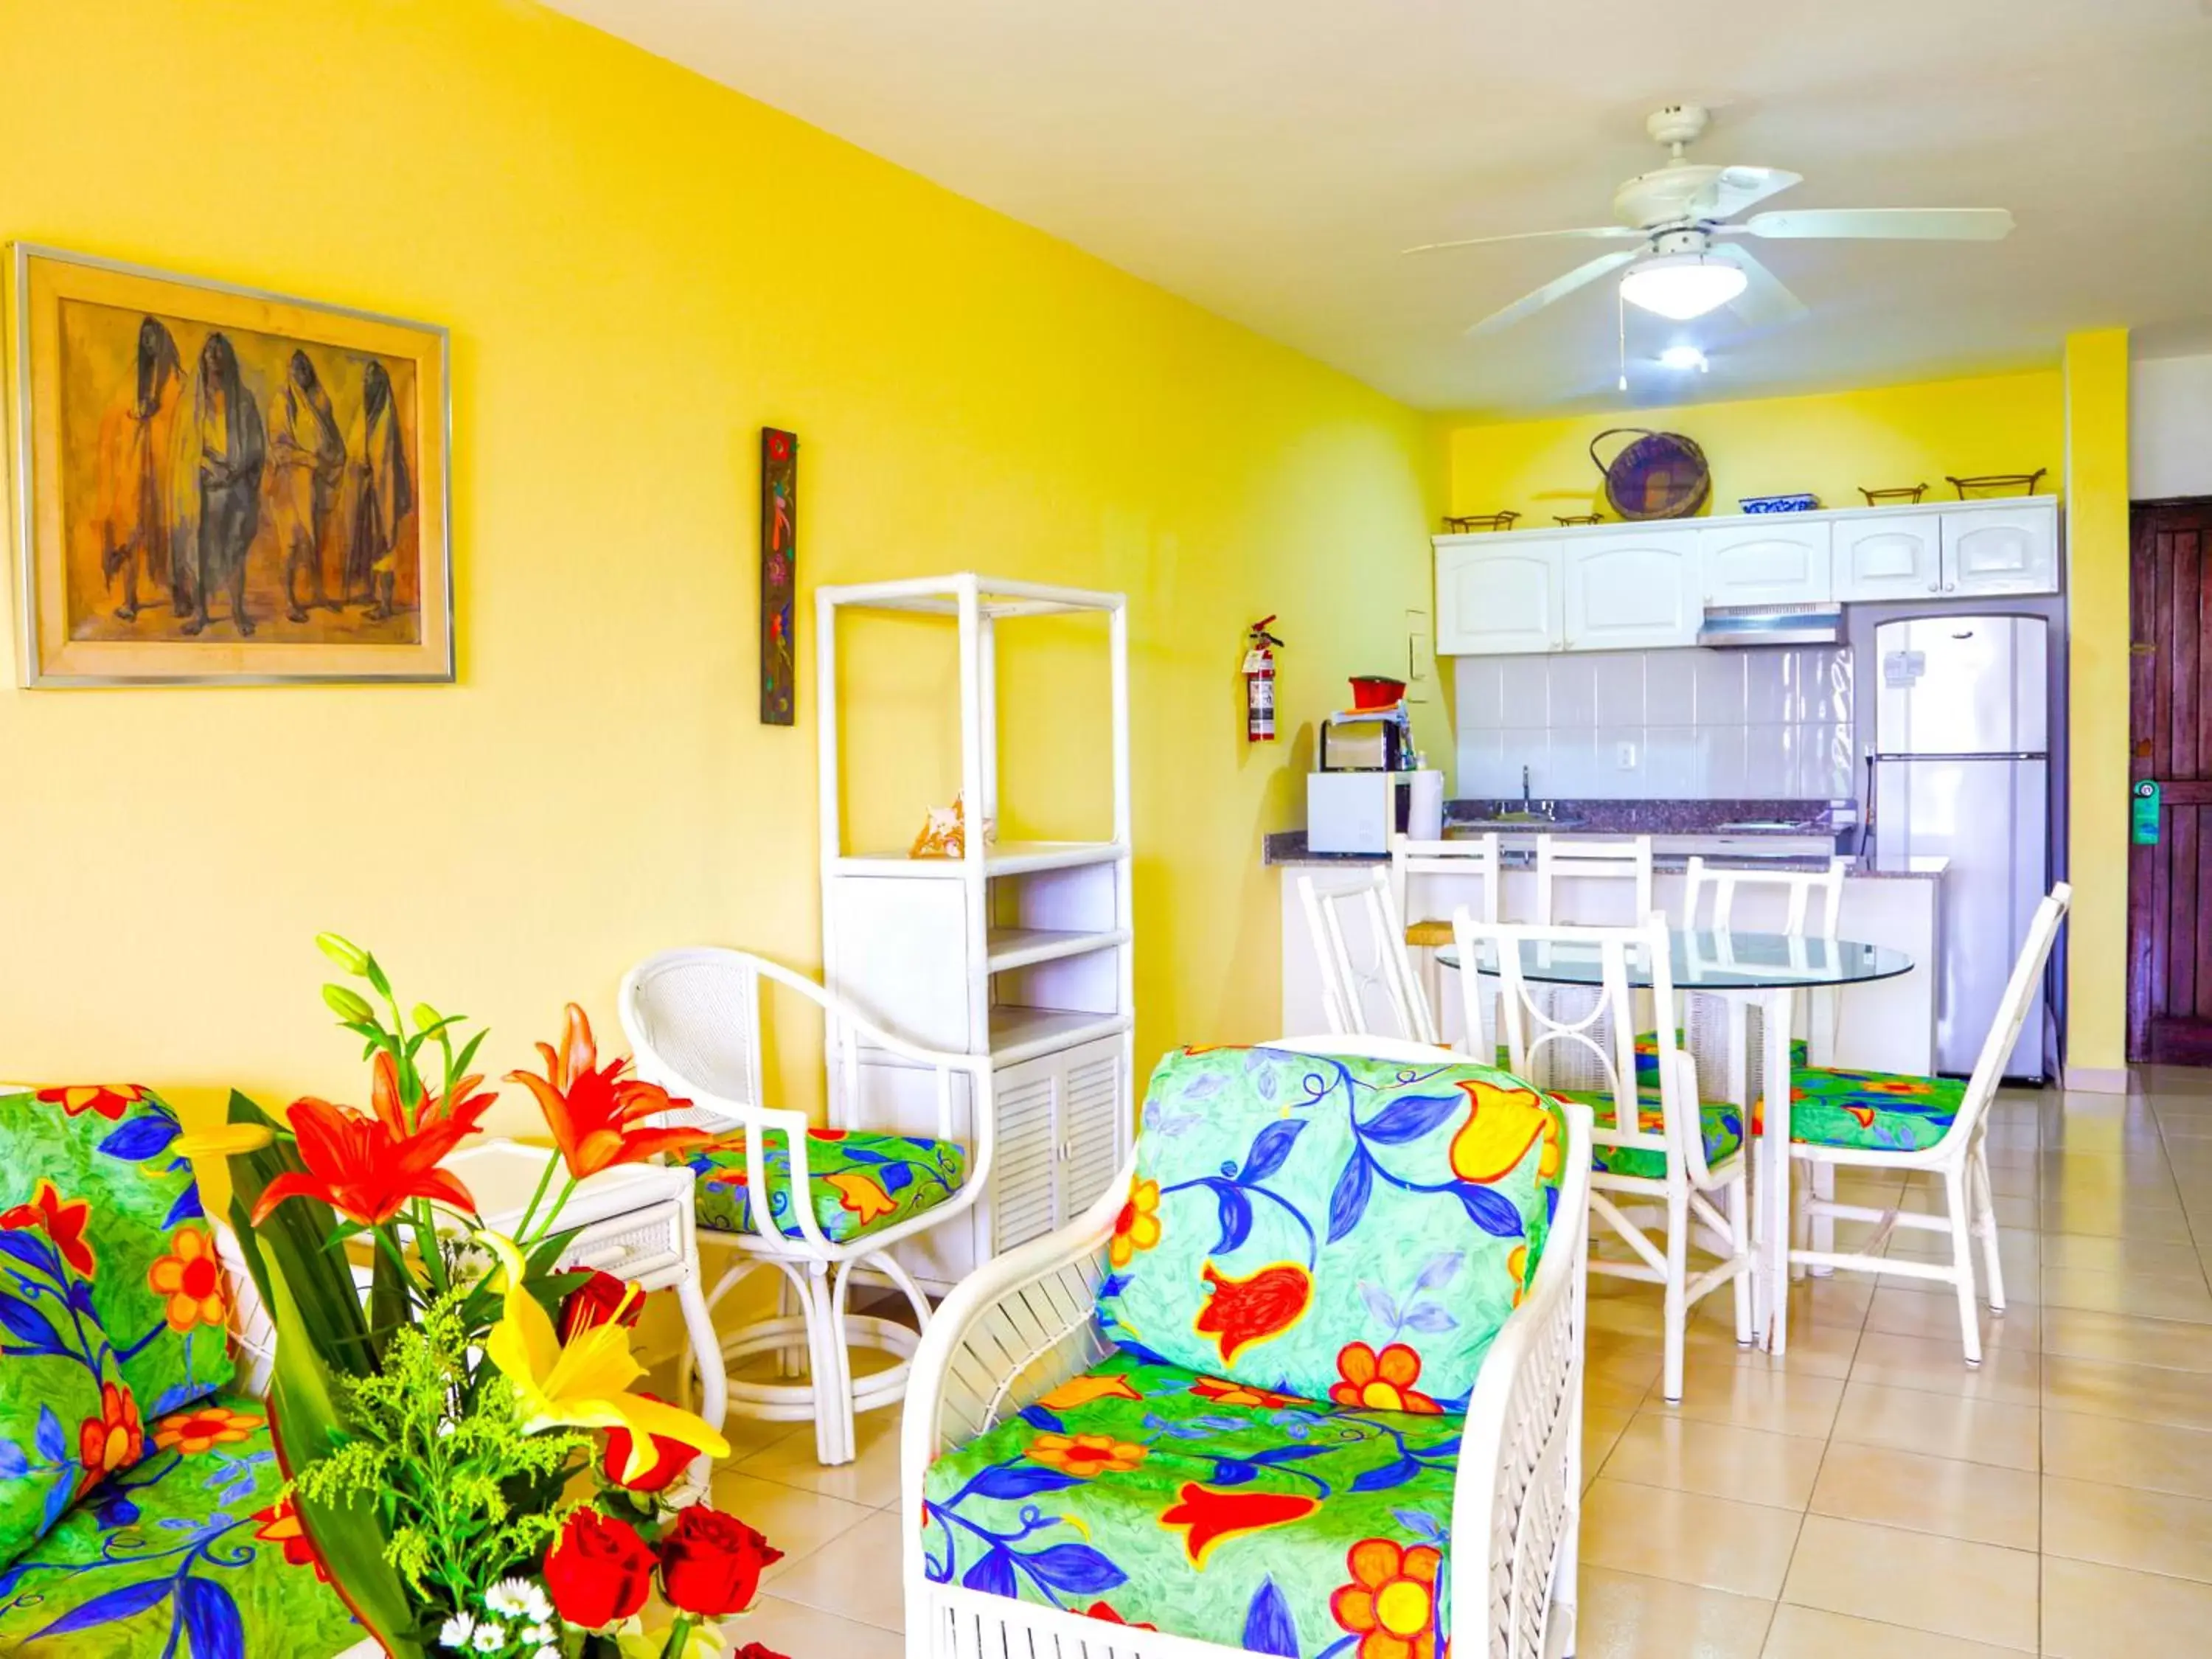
[251, 1068, 493, 1228]
[507, 1004, 712, 1180]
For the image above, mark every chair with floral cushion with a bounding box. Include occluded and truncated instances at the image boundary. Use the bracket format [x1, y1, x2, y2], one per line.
[619, 947, 995, 1467]
[0, 1085, 361, 1657]
[902, 1035, 1593, 1659]
[1778, 882, 2070, 1366]
[1463, 912, 1754, 1405]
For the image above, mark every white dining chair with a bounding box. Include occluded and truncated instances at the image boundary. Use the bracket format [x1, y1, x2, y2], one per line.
[1391, 831, 1501, 1051]
[619, 948, 995, 1465]
[1534, 834, 1654, 925]
[1458, 909, 1754, 1402]
[1782, 883, 2070, 1366]
[1677, 855, 1851, 1265]
[1296, 868, 1437, 1043]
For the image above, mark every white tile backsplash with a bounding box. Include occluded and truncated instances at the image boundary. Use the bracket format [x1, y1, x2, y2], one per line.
[1455, 644, 1854, 800]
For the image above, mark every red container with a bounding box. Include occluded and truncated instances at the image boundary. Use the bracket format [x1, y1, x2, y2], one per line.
[1349, 675, 1406, 709]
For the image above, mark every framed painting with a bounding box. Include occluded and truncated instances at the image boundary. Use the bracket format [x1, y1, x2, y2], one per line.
[10, 245, 451, 685]
[759, 425, 796, 725]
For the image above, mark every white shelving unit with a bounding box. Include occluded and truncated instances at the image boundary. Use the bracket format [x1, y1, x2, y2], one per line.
[815, 574, 1134, 1293]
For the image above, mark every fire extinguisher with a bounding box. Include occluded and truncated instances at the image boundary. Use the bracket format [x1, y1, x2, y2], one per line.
[1243, 616, 1282, 743]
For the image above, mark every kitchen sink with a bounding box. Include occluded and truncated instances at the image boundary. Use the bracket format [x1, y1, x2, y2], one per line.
[1452, 813, 1587, 830]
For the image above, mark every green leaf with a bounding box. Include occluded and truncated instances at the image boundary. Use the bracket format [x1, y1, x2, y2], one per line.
[224, 1093, 378, 1377]
[363, 951, 394, 1000]
[451, 1028, 488, 1079]
[226, 1196, 425, 1658]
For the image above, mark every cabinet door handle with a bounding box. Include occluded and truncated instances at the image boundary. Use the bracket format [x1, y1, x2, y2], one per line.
[1927, 581, 1941, 593]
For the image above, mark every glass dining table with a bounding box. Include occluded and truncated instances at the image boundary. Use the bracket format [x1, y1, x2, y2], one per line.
[1437, 930, 1916, 1354]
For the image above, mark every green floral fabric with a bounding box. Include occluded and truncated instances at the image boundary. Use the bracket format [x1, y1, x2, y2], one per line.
[686, 1127, 967, 1245]
[0, 1397, 358, 1655]
[922, 1348, 1457, 1658]
[1633, 1032, 1808, 1090]
[1767, 1065, 1964, 1152]
[1548, 1087, 1747, 1180]
[1096, 1046, 1565, 1409]
[0, 1087, 234, 1570]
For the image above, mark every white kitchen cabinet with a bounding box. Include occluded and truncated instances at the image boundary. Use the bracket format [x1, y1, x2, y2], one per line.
[1834, 513, 1943, 600]
[1942, 500, 2060, 597]
[1700, 519, 1834, 606]
[1435, 535, 1562, 655]
[1562, 529, 1700, 650]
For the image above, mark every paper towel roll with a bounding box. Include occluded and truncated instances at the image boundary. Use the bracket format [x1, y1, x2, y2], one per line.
[1408, 769, 1444, 841]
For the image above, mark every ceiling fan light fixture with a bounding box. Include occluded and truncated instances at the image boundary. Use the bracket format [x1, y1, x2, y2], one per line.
[1619, 253, 1747, 321]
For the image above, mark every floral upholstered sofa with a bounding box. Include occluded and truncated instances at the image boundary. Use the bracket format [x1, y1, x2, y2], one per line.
[0, 1085, 359, 1656]
[903, 1040, 1594, 1659]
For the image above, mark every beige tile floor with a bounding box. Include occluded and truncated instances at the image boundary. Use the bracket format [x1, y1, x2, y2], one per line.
[703, 1068, 2212, 1658]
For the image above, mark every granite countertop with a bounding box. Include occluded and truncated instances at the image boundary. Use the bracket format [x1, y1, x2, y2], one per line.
[1260, 829, 1944, 880]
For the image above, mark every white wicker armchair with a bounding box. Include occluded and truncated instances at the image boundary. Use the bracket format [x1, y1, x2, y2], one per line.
[900, 1034, 1593, 1659]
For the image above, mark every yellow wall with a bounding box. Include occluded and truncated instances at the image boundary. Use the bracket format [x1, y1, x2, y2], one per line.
[2063, 330, 2131, 1085]
[0, 0, 1443, 1148]
[1444, 370, 2063, 521]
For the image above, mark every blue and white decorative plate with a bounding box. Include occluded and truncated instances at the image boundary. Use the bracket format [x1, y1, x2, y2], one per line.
[1739, 493, 1820, 514]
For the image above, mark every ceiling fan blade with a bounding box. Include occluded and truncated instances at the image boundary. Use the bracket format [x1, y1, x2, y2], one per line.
[1405, 226, 1642, 256]
[1736, 206, 2014, 241]
[1708, 166, 1803, 219]
[1467, 250, 1639, 336]
[1713, 245, 1808, 330]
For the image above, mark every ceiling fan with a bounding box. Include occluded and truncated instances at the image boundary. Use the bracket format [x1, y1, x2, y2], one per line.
[1408, 103, 2015, 337]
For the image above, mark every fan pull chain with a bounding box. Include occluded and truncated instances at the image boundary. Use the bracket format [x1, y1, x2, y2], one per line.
[1617, 287, 1628, 392]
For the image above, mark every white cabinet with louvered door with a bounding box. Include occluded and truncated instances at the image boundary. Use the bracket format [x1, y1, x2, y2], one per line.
[1562, 529, 1700, 650]
[1700, 519, 1834, 606]
[1433, 536, 1562, 655]
[1942, 499, 2059, 597]
[1834, 513, 1942, 600]
[987, 1032, 1130, 1259]
[1057, 1039, 1127, 1225]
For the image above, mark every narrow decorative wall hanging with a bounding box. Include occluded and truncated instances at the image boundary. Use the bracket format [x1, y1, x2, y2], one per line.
[759, 426, 796, 725]
[12, 245, 451, 684]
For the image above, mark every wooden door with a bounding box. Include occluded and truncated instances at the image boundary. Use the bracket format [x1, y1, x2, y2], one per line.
[2128, 500, 2212, 1061]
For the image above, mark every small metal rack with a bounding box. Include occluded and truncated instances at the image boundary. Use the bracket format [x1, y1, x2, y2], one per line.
[1944, 470, 2047, 499]
[1554, 513, 1603, 526]
[1858, 484, 1929, 506]
[1442, 510, 1520, 532]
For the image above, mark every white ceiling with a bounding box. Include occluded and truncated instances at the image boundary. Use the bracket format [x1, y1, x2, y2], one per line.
[544, 0, 2212, 414]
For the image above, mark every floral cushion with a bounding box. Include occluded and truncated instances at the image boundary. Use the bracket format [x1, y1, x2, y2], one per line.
[1096, 1046, 1565, 1408]
[922, 1347, 1457, 1658]
[1767, 1065, 1964, 1153]
[686, 1127, 967, 1245]
[1633, 1032, 1808, 1087]
[0, 1396, 358, 1655]
[1548, 1087, 1747, 1181]
[0, 1089, 233, 1433]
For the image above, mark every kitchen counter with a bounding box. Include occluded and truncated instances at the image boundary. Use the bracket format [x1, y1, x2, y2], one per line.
[1261, 828, 1945, 880]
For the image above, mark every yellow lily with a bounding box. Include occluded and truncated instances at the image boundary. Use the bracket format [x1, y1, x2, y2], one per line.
[476, 1231, 730, 1481]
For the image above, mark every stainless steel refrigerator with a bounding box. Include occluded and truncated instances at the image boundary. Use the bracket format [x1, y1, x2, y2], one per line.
[1868, 615, 2051, 1080]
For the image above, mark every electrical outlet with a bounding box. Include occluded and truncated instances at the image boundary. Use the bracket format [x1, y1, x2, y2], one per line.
[1615, 741, 1638, 770]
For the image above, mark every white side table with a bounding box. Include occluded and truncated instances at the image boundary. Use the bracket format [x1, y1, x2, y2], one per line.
[439, 1140, 730, 1472]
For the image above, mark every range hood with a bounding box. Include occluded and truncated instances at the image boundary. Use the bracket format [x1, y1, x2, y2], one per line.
[1696, 603, 1845, 649]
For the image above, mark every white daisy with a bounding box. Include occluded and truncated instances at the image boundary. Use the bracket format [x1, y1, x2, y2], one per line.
[534, 1649, 560, 1659]
[437, 1613, 476, 1649]
[522, 1623, 556, 1645]
[484, 1578, 538, 1618]
[470, 1624, 508, 1653]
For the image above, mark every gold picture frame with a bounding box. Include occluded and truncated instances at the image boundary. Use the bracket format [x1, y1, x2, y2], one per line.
[10, 245, 452, 684]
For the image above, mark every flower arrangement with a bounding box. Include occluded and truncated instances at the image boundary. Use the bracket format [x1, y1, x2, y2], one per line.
[209, 936, 785, 1659]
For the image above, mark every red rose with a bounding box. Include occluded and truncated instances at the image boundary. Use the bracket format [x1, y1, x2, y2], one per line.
[656, 1506, 782, 1618]
[602, 1393, 693, 1493]
[731, 1646, 791, 1659]
[559, 1270, 645, 1343]
[543, 1508, 654, 1629]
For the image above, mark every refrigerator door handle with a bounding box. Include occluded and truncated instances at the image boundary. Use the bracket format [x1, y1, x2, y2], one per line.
[1868, 751, 2048, 763]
